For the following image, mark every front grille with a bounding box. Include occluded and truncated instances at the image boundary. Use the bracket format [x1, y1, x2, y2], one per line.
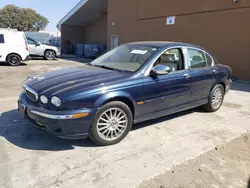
[26, 90, 37, 102]
[24, 85, 38, 102]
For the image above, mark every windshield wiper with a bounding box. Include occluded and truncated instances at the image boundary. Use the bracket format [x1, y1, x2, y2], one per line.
[92, 65, 124, 72]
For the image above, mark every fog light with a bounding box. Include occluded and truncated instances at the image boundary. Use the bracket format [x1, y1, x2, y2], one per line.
[40, 95, 48, 104]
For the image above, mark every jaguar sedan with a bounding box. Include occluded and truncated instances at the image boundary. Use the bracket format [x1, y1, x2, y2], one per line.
[18, 41, 232, 146]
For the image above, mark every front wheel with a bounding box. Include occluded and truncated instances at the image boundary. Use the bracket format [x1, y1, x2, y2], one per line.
[44, 50, 56, 60]
[203, 84, 225, 112]
[90, 101, 133, 146]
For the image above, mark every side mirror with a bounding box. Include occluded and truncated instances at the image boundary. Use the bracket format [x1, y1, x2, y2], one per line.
[151, 64, 171, 75]
[35, 43, 40, 46]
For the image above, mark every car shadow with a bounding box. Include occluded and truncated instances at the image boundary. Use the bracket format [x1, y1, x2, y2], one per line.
[0, 109, 96, 151]
[231, 81, 250, 93]
[0, 107, 202, 151]
[0, 62, 27, 66]
[132, 108, 197, 131]
[30, 57, 58, 61]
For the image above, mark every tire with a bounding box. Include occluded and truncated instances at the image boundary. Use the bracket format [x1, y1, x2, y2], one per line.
[90, 101, 133, 146]
[6, 54, 21, 66]
[203, 84, 225, 112]
[44, 50, 56, 60]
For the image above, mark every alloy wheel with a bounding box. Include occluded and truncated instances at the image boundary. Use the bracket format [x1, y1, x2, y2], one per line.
[212, 87, 223, 109]
[46, 51, 55, 60]
[97, 108, 128, 141]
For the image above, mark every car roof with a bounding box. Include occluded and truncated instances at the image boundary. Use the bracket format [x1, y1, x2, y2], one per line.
[0, 29, 23, 34]
[127, 41, 204, 50]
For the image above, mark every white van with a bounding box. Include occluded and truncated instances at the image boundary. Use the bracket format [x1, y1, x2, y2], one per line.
[0, 28, 30, 66]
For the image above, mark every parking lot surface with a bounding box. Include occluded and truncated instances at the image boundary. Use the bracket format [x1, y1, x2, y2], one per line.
[0, 59, 250, 188]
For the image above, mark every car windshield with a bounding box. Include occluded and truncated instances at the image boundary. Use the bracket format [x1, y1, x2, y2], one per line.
[90, 44, 159, 72]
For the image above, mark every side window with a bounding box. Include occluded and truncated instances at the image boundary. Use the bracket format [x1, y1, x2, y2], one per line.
[154, 48, 184, 72]
[205, 53, 213, 66]
[187, 48, 206, 69]
[49, 39, 60, 47]
[27, 39, 35, 45]
[0, 34, 4, 43]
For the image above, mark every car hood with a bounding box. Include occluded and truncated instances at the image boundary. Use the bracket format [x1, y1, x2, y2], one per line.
[24, 65, 132, 96]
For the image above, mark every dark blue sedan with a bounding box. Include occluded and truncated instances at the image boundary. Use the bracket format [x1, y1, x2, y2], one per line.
[18, 42, 232, 145]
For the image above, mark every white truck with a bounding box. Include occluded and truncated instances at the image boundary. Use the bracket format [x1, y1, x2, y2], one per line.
[0, 28, 30, 66]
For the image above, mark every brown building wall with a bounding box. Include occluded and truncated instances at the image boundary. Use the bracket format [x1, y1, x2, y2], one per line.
[137, 0, 250, 19]
[61, 15, 107, 54]
[61, 24, 85, 45]
[107, 0, 138, 49]
[107, 0, 250, 80]
[85, 15, 107, 45]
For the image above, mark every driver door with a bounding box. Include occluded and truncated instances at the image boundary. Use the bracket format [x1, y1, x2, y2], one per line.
[141, 48, 192, 116]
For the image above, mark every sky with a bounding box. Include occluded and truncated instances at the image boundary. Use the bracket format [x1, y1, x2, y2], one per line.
[0, 0, 80, 31]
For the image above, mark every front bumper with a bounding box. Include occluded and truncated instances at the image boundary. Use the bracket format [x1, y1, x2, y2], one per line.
[18, 93, 98, 139]
[56, 50, 61, 57]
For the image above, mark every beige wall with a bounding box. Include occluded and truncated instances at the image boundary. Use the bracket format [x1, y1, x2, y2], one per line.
[107, 0, 250, 80]
[85, 15, 107, 45]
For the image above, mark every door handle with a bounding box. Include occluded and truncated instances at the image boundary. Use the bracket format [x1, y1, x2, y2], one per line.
[212, 70, 217, 74]
[183, 73, 190, 78]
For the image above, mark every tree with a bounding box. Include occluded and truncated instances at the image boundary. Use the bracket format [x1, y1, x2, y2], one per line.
[0, 5, 49, 31]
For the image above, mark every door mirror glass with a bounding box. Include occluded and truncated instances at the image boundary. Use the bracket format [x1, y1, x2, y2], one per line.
[151, 65, 171, 75]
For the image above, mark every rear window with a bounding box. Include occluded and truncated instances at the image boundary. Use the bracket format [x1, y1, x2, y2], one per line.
[0, 34, 4, 43]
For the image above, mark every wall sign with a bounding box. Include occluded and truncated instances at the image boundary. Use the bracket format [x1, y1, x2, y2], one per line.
[166, 16, 176, 25]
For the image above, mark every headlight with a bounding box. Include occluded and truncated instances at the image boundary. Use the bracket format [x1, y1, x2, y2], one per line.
[51, 96, 61, 107]
[40, 95, 48, 104]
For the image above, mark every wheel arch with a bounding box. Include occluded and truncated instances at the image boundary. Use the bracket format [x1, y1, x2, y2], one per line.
[218, 82, 226, 91]
[210, 78, 226, 93]
[6, 53, 22, 61]
[44, 49, 56, 56]
[94, 92, 136, 119]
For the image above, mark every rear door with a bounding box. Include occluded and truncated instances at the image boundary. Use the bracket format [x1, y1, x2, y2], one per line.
[186, 47, 218, 102]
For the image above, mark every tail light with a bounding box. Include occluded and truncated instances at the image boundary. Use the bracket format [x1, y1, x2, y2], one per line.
[23, 34, 29, 51]
[25, 40, 29, 51]
[226, 80, 232, 87]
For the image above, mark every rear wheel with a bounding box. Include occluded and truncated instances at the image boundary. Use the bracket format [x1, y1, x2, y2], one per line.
[44, 50, 56, 60]
[90, 101, 133, 146]
[203, 84, 225, 112]
[6, 54, 21, 66]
